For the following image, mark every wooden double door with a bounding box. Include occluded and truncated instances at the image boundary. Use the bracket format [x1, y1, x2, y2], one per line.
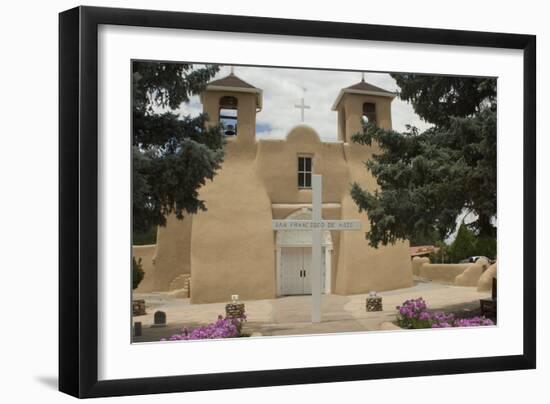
[281, 247, 326, 295]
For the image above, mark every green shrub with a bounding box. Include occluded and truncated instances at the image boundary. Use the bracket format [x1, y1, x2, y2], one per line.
[132, 226, 157, 245]
[475, 236, 497, 260]
[448, 224, 477, 262]
[132, 257, 145, 290]
[428, 241, 450, 263]
[446, 224, 497, 262]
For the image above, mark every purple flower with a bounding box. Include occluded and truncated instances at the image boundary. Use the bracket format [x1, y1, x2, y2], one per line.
[396, 297, 495, 330]
[419, 311, 431, 321]
[161, 314, 247, 341]
[453, 316, 494, 328]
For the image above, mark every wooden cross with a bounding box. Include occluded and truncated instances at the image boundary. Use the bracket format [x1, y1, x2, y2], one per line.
[272, 175, 362, 323]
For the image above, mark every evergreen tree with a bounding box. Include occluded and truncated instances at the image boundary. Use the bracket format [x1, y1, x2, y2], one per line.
[132, 257, 145, 290]
[447, 224, 477, 263]
[132, 62, 224, 232]
[351, 75, 496, 248]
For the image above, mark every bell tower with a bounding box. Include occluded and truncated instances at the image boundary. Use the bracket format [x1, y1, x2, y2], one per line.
[331, 77, 396, 143]
[200, 72, 263, 144]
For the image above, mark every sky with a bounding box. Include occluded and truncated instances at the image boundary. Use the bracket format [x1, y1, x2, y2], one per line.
[175, 65, 433, 141]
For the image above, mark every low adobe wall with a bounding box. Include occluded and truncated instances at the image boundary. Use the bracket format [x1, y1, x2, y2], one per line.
[132, 244, 157, 293]
[454, 263, 484, 286]
[412, 256, 430, 276]
[415, 257, 491, 286]
[455, 258, 490, 287]
[477, 262, 497, 291]
[417, 263, 471, 283]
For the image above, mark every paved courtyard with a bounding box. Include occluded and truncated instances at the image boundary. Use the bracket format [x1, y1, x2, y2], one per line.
[132, 279, 491, 342]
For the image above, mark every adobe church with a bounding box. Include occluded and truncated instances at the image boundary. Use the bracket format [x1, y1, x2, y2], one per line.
[134, 72, 413, 303]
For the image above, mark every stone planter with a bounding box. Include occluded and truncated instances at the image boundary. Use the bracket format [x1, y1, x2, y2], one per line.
[151, 310, 167, 328]
[225, 303, 245, 318]
[366, 296, 383, 312]
[132, 299, 146, 316]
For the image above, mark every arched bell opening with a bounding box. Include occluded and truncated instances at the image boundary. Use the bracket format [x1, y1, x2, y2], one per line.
[362, 102, 377, 126]
[219, 95, 238, 136]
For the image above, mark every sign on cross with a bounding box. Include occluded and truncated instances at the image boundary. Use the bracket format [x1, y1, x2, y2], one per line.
[272, 175, 362, 323]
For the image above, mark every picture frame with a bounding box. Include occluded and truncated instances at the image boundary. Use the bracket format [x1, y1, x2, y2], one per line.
[59, 5, 536, 398]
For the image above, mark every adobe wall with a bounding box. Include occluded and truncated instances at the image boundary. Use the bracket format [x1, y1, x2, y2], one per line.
[148, 89, 414, 301]
[412, 256, 430, 276]
[454, 263, 484, 286]
[342, 93, 393, 141]
[335, 141, 412, 294]
[258, 125, 412, 295]
[256, 126, 349, 204]
[335, 95, 412, 294]
[455, 258, 490, 287]
[152, 213, 192, 291]
[202, 89, 257, 145]
[189, 140, 275, 303]
[477, 262, 497, 291]
[418, 263, 471, 283]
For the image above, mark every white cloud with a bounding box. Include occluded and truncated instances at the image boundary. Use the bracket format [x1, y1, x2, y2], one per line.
[175, 65, 432, 140]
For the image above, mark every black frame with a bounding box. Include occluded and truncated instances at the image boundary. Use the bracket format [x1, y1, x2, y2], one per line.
[59, 6, 536, 398]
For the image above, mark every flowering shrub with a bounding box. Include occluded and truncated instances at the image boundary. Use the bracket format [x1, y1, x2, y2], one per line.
[161, 314, 247, 341]
[396, 297, 494, 329]
[452, 317, 494, 327]
[396, 297, 431, 329]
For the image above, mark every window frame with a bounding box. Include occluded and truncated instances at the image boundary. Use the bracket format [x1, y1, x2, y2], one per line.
[297, 154, 313, 189]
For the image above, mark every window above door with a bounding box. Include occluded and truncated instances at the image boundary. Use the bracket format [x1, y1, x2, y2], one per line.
[297, 155, 313, 189]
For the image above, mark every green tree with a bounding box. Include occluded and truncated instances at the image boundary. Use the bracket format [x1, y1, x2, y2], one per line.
[447, 224, 477, 263]
[428, 241, 450, 264]
[351, 75, 496, 248]
[409, 228, 440, 247]
[474, 236, 497, 260]
[132, 62, 224, 233]
[132, 226, 157, 246]
[132, 257, 145, 290]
